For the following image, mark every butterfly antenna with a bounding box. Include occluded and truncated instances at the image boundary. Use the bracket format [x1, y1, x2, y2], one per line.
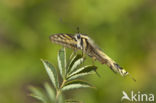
[76, 26, 80, 33]
[128, 73, 136, 82]
[59, 18, 80, 33]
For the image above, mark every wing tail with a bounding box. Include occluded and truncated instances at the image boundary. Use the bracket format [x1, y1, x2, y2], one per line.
[97, 50, 129, 76]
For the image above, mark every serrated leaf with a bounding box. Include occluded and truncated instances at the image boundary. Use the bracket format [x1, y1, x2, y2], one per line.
[67, 54, 82, 73]
[29, 86, 48, 103]
[58, 48, 66, 78]
[62, 80, 94, 91]
[67, 65, 97, 80]
[41, 59, 59, 89]
[44, 83, 55, 102]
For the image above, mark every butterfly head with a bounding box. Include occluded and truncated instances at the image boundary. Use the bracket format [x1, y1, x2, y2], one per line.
[74, 34, 83, 49]
[74, 34, 81, 40]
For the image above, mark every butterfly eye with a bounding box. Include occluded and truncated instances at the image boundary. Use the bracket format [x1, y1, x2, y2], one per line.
[77, 34, 81, 39]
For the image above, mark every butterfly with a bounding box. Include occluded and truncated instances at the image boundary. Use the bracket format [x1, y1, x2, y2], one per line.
[50, 33, 135, 80]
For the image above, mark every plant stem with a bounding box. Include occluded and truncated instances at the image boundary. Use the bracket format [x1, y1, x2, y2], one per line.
[60, 79, 66, 88]
[55, 79, 66, 103]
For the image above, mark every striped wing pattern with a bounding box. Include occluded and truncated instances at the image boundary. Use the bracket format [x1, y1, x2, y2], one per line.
[49, 34, 78, 50]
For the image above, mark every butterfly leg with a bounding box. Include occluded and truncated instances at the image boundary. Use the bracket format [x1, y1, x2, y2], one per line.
[82, 48, 87, 59]
[91, 56, 100, 77]
[92, 56, 96, 65]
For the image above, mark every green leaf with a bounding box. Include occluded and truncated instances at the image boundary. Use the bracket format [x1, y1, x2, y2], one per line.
[62, 80, 94, 91]
[68, 56, 84, 74]
[41, 59, 59, 89]
[58, 48, 66, 78]
[67, 72, 94, 81]
[67, 65, 97, 80]
[29, 86, 48, 103]
[44, 83, 55, 102]
[67, 54, 82, 73]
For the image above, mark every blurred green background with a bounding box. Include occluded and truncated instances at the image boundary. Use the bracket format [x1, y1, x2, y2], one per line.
[0, 0, 156, 103]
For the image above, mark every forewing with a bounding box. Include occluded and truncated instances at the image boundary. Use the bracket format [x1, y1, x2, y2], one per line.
[49, 34, 78, 49]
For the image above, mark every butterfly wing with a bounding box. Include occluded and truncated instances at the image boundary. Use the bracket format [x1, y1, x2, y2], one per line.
[80, 34, 129, 76]
[49, 34, 78, 50]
